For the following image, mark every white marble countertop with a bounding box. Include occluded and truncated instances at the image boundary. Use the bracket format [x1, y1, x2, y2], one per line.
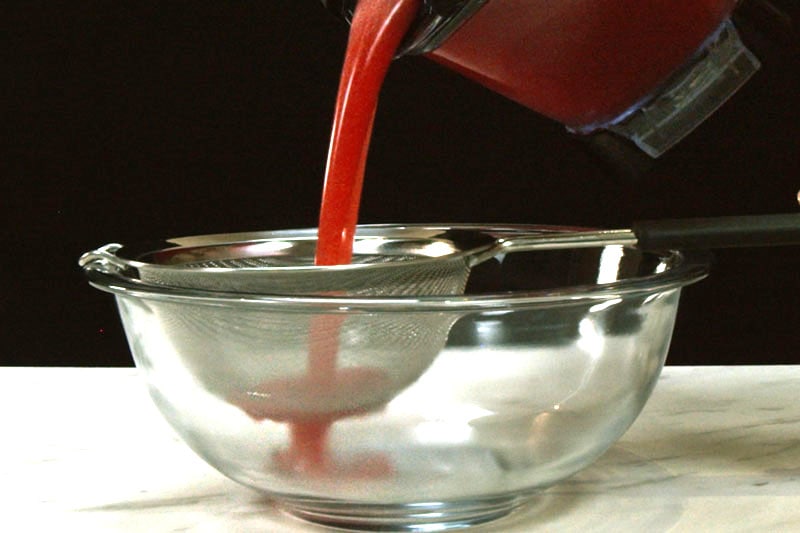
[2, 366, 799, 532]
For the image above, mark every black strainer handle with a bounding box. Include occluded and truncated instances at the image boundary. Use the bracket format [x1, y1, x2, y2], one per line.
[633, 213, 800, 251]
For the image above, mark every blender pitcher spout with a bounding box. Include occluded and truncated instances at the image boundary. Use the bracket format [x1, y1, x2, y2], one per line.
[320, 0, 488, 56]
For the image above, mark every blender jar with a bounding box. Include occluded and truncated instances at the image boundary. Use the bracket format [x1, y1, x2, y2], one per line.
[322, 0, 760, 158]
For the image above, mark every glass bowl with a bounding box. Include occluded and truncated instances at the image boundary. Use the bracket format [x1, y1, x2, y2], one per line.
[80, 224, 709, 531]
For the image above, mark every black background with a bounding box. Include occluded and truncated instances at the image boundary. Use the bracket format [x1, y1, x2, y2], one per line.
[4, 1, 799, 367]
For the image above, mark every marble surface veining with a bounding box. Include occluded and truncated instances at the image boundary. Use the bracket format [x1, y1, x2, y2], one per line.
[1, 366, 799, 532]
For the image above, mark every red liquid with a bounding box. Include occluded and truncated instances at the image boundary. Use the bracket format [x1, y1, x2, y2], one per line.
[316, 0, 421, 265]
[427, 0, 737, 129]
[255, 0, 419, 474]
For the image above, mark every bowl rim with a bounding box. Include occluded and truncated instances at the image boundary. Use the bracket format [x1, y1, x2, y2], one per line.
[80, 223, 711, 311]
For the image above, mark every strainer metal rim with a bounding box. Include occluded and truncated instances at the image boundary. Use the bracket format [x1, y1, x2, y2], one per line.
[104, 224, 507, 274]
[80, 224, 712, 312]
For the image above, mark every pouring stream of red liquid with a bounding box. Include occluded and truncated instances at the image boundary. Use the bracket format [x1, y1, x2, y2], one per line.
[287, 0, 420, 473]
[316, 0, 419, 266]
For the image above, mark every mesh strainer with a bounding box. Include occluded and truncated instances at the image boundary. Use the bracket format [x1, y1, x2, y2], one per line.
[80, 226, 506, 296]
[80, 224, 623, 422]
[79, 214, 800, 297]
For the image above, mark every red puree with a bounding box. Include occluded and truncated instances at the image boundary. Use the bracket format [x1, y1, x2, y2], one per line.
[427, 0, 736, 129]
[235, 0, 420, 475]
[316, 0, 421, 265]
[232, 313, 393, 475]
[297, 0, 418, 473]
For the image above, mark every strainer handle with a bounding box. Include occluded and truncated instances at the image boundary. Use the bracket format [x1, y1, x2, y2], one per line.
[491, 229, 637, 257]
[495, 213, 800, 254]
[631, 213, 800, 250]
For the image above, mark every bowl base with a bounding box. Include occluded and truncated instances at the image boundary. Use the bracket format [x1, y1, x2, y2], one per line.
[279, 494, 530, 531]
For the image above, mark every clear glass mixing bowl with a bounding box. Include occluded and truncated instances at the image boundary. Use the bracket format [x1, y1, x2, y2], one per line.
[80, 224, 709, 531]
